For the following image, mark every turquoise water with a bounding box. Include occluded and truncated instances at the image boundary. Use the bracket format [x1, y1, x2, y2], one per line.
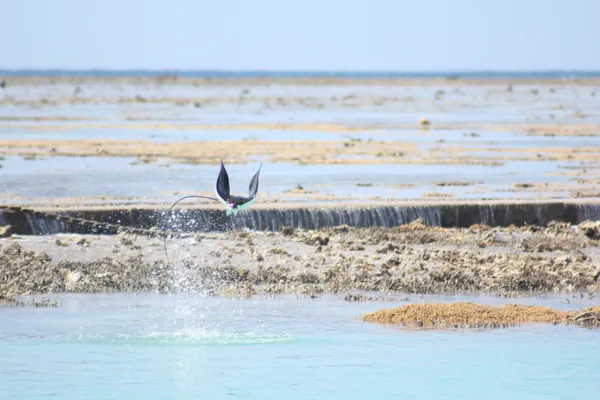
[1, 293, 599, 399]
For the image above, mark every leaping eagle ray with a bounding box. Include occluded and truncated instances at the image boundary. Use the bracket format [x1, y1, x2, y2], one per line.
[215, 159, 262, 216]
[163, 159, 263, 267]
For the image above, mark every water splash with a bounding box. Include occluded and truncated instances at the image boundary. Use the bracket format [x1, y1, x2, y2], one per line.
[160, 208, 228, 295]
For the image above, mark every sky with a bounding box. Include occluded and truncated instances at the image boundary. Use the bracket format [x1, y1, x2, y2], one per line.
[1, 0, 599, 71]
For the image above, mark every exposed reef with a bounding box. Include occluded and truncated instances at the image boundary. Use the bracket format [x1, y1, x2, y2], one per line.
[363, 302, 600, 329]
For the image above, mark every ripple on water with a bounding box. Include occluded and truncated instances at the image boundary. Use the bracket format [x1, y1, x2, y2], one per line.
[68, 330, 293, 347]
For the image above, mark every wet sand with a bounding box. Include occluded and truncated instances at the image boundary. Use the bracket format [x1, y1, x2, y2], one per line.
[2, 220, 600, 300]
[4, 136, 600, 165]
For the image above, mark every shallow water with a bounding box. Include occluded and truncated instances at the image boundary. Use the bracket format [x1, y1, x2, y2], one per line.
[2, 126, 599, 152]
[2, 81, 600, 206]
[1, 293, 599, 399]
[2, 81, 600, 125]
[0, 154, 588, 205]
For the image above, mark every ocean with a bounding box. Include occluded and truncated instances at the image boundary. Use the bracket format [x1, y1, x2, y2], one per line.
[1, 293, 599, 399]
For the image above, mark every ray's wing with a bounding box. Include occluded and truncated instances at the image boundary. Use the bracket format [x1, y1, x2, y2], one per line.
[216, 160, 231, 201]
[248, 163, 262, 199]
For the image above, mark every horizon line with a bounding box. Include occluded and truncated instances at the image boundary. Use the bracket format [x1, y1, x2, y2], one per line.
[1, 67, 600, 72]
[2, 68, 600, 80]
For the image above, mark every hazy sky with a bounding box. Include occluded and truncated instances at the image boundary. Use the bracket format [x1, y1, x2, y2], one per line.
[2, 0, 598, 71]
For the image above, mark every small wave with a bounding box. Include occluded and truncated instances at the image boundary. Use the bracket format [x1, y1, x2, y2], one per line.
[70, 329, 292, 347]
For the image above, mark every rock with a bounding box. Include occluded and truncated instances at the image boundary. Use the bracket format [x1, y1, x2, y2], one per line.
[76, 237, 90, 246]
[303, 234, 329, 246]
[579, 221, 600, 240]
[344, 293, 371, 302]
[64, 270, 82, 291]
[0, 225, 12, 238]
[279, 226, 295, 236]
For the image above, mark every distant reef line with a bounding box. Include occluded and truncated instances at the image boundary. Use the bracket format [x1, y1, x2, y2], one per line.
[2, 69, 600, 80]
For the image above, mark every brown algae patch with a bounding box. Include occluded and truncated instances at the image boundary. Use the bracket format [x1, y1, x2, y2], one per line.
[363, 302, 600, 329]
[0, 138, 422, 165]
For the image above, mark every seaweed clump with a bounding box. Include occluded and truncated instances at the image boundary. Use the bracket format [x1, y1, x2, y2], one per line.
[363, 302, 600, 329]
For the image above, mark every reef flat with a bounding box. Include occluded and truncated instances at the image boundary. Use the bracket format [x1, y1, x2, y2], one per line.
[2, 220, 600, 300]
